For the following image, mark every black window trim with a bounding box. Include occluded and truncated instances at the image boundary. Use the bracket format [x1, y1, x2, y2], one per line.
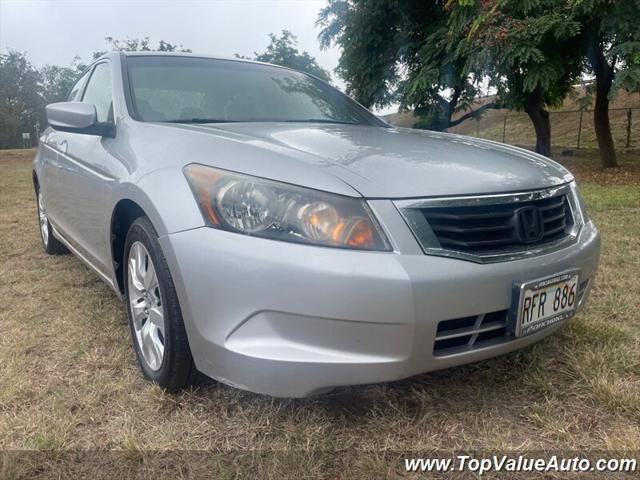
[65, 67, 91, 102]
[121, 53, 142, 121]
[80, 59, 114, 123]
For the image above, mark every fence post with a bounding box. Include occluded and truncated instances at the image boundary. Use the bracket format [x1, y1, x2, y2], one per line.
[626, 109, 632, 148]
[502, 116, 507, 143]
[476, 118, 480, 137]
[576, 110, 583, 149]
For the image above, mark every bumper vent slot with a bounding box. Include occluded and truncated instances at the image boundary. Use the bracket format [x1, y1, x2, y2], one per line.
[434, 278, 591, 357]
[434, 310, 510, 356]
[577, 279, 590, 306]
[421, 194, 572, 254]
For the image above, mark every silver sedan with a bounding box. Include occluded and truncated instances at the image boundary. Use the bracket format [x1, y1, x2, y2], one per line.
[33, 52, 600, 397]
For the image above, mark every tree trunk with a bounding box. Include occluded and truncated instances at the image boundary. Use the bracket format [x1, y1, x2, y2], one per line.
[524, 88, 551, 157]
[592, 44, 618, 168]
[443, 86, 461, 128]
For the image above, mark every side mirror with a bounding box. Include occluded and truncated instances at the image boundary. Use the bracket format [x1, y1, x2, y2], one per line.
[46, 102, 115, 137]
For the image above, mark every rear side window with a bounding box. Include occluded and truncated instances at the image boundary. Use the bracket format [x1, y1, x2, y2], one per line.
[82, 62, 113, 123]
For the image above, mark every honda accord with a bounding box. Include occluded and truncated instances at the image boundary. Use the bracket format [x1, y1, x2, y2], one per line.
[33, 52, 601, 397]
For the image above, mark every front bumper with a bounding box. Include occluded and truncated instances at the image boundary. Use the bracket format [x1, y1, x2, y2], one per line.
[160, 202, 600, 397]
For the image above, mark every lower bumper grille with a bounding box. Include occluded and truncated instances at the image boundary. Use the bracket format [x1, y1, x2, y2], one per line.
[577, 278, 590, 307]
[433, 310, 510, 356]
[433, 278, 590, 357]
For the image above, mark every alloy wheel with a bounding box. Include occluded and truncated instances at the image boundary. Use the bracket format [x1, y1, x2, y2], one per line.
[127, 241, 165, 371]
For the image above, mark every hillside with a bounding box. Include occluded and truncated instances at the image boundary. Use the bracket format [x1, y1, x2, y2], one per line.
[384, 88, 640, 149]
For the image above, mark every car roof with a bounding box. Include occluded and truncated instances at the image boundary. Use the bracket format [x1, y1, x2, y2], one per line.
[100, 51, 292, 71]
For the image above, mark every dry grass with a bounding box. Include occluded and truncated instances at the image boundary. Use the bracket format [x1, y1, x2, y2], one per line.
[449, 110, 640, 150]
[1, 148, 639, 479]
[386, 89, 640, 150]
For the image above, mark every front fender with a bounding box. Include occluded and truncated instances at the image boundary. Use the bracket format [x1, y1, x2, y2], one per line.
[111, 166, 205, 238]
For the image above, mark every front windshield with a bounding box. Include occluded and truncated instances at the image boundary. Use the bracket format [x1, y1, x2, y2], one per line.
[126, 56, 382, 125]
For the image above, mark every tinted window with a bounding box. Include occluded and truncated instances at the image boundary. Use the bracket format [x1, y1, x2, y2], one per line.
[82, 62, 112, 123]
[126, 56, 380, 125]
[67, 70, 90, 101]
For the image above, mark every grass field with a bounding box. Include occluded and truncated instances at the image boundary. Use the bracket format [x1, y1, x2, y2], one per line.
[1, 148, 639, 478]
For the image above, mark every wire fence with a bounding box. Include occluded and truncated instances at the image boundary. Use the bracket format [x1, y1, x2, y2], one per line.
[447, 107, 639, 150]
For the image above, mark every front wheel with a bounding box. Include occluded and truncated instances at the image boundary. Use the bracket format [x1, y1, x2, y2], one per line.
[124, 216, 203, 392]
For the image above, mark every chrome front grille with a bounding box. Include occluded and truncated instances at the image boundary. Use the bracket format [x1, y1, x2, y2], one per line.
[396, 185, 581, 263]
[421, 195, 571, 252]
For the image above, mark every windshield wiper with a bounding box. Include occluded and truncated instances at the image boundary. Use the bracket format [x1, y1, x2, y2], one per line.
[165, 118, 239, 124]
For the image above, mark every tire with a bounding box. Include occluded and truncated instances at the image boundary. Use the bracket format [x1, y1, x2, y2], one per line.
[36, 187, 69, 255]
[123, 216, 203, 392]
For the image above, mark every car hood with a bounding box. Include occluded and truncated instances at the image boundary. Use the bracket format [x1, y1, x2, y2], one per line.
[156, 122, 573, 198]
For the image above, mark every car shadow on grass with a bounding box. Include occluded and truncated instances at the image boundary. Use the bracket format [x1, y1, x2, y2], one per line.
[184, 334, 563, 421]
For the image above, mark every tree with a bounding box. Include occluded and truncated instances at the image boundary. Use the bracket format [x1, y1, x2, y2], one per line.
[462, 1, 585, 156]
[0, 38, 195, 148]
[92, 36, 192, 59]
[250, 30, 331, 81]
[40, 58, 84, 106]
[574, 0, 640, 168]
[0, 51, 42, 148]
[318, 1, 404, 107]
[318, 0, 586, 156]
[319, 0, 475, 128]
[317, 1, 504, 130]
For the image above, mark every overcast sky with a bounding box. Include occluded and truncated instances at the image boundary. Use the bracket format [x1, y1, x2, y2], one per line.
[0, 0, 400, 114]
[0, 0, 340, 74]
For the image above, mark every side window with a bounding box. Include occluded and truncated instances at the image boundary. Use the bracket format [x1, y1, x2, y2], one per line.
[67, 70, 90, 101]
[81, 63, 113, 123]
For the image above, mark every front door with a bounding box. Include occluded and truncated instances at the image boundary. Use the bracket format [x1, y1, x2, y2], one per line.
[55, 61, 114, 273]
[41, 68, 92, 227]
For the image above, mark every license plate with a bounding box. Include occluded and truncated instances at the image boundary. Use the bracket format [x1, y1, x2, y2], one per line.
[510, 271, 579, 337]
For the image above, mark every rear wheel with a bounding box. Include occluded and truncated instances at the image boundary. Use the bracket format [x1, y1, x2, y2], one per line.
[124, 216, 203, 391]
[36, 188, 68, 255]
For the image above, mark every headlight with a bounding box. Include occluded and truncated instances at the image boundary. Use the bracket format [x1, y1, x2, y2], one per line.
[183, 164, 391, 251]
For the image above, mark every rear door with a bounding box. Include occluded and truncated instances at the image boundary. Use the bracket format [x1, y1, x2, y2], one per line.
[55, 61, 114, 272]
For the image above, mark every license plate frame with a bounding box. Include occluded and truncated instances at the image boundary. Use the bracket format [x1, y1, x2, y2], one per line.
[508, 269, 580, 338]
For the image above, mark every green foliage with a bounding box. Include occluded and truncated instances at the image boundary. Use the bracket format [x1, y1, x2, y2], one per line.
[460, 0, 585, 112]
[318, 0, 637, 133]
[39, 60, 84, 106]
[0, 36, 192, 148]
[317, 0, 413, 109]
[0, 52, 86, 148]
[250, 30, 331, 81]
[92, 36, 192, 60]
[317, 1, 489, 128]
[0, 51, 43, 148]
[572, 0, 640, 96]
